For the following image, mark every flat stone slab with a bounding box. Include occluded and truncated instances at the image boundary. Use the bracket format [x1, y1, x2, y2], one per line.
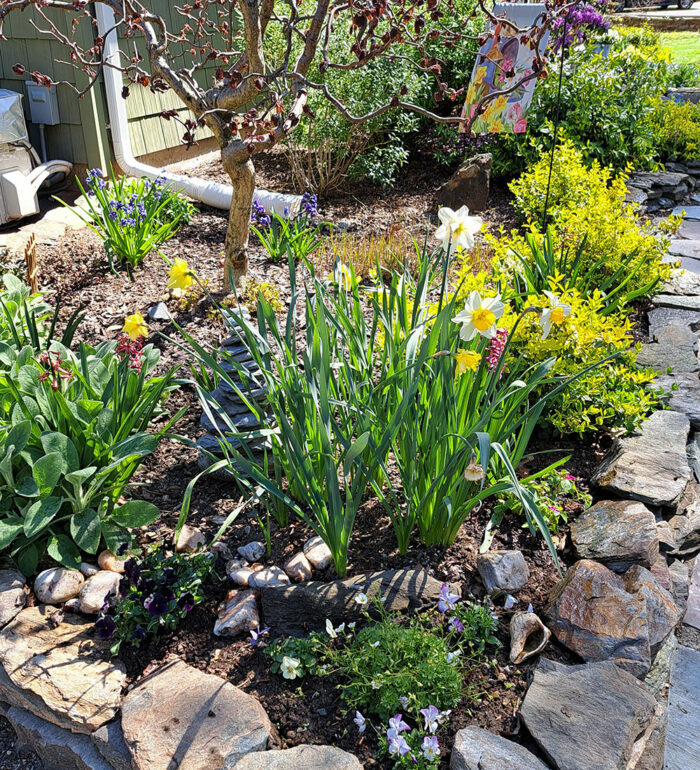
[450, 726, 549, 770]
[230, 745, 363, 769]
[0, 606, 125, 734]
[260, 568, 445, 635]
[664, 644, 700, 770]
[121, 658, 272, 770]
[520, 658, 656, 770]
[592, 410, 691, 508]
[652, 293, 700, 312]
[683, 557, 700, 631]
[679, 220, 700, 240]
[570, 500, 658, 571]
[648, 307, 700, 337]
[668, 240, 700, 259]
[673, 205, 700, 220]
[653, 373, 700, 429]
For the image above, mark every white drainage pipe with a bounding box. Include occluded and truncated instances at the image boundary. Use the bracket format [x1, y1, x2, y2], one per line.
[94, 4, 300, 216]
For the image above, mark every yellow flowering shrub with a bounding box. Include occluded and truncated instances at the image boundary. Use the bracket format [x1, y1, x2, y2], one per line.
[505, 282, 659, 435]
[497, 141, 674, 299]
[447, 264, 659, 435]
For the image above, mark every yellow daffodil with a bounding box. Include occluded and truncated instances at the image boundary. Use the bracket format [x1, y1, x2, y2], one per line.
[539, 290, 571, 340]
[168, 258, 195, 291]
[474, 66, 487, 86]
[455, 350, 481, 377]
[452, 290, 505, 341]
[122, 313, 147, 340]
[435, 206, 483, 254]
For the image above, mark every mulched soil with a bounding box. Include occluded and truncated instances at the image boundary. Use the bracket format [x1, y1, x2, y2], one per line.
[29, 154, 617, 768]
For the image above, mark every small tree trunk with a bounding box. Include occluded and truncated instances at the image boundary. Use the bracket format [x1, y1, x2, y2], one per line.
[221, 153, 255, 293]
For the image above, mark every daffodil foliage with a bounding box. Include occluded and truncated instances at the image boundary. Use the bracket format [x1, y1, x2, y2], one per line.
[178, 237, 583, 574]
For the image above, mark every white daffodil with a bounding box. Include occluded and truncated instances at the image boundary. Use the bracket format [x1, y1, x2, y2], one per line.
[281, 655, 300, 679]
[435, 206, 483, 254]
[452, 290, 505, 341]
[539, 290, 571, 340]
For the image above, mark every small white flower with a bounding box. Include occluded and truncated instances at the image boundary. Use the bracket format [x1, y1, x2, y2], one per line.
[539, 290, 571, 340]
[281, 656, 300, 679]
[435, 205, 483, 254]
[355, 592, 369, 606]
[504, 594, 517, 610]
[446, 650, 462, 664]
[336, 622, 345, 634]
[452, 290, 505, 342]
[371, 679, 382, 689]
[370, 640, 380, 648]
[399, 696, 410, 708]
[354, 710, 366, 734]
[348, 622, 356, 630]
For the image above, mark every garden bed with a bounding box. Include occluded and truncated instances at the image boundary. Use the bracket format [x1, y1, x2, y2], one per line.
[16, 157, 617, 769]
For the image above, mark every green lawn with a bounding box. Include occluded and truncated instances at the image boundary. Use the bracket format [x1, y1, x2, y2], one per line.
[658, 32, 700, 66]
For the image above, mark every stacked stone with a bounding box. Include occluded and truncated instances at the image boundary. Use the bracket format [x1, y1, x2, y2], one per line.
[626, 168, 698, 213]
[196, 306, 272, 472]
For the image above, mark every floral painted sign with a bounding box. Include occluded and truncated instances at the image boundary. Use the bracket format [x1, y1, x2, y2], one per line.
[463, 3, 550, 135]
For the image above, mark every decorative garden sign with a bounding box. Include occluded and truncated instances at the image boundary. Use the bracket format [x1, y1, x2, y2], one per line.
[463, 3, 550, 134]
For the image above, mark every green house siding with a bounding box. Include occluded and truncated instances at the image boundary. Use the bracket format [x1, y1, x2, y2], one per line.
[0, 3, 221, 168]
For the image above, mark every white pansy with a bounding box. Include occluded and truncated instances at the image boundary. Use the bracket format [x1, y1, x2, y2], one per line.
[539, 290, 571, 340]
[452, 290, 505, 341]
[281, 656, 300, 679]
[435, 206, 483, 254]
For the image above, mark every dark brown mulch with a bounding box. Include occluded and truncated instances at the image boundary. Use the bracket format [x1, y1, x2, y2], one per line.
[29, 158, 602, 768]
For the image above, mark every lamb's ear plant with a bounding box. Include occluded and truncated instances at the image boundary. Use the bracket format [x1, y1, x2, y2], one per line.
[0, 340, 184, 574]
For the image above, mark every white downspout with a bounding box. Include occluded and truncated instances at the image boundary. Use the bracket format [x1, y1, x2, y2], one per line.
[94, 4, 300, 216]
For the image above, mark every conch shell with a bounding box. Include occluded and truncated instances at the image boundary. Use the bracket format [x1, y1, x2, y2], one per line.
[509, 611, 551, 664]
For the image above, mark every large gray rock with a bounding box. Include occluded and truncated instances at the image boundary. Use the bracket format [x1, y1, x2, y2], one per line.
[476, 550, 530, 594]
[121, 659, 272, 770]
[520, 658, 657, 770]
[622, 565, 681, 652]
[0, 569, 26, 627]
[653, 373, 700, 429]
[91, 719, 132, 770]
[664, 644, 700, 770]
[570, 500, 658, 572]
[7, 705, 113, 770]
[436, 153, 492, 213]
[0, 606, 126, 733]
[260, 568, 446, 635]
[545, 560, 651, 677]
[660, 269, 700, 299]
[591, 410, 691, 508]
[230, 745, 362, 769]
[450, 725, 549, 770]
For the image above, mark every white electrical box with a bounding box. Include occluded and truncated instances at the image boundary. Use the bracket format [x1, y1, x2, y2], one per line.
[24, 81, 60, 126]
